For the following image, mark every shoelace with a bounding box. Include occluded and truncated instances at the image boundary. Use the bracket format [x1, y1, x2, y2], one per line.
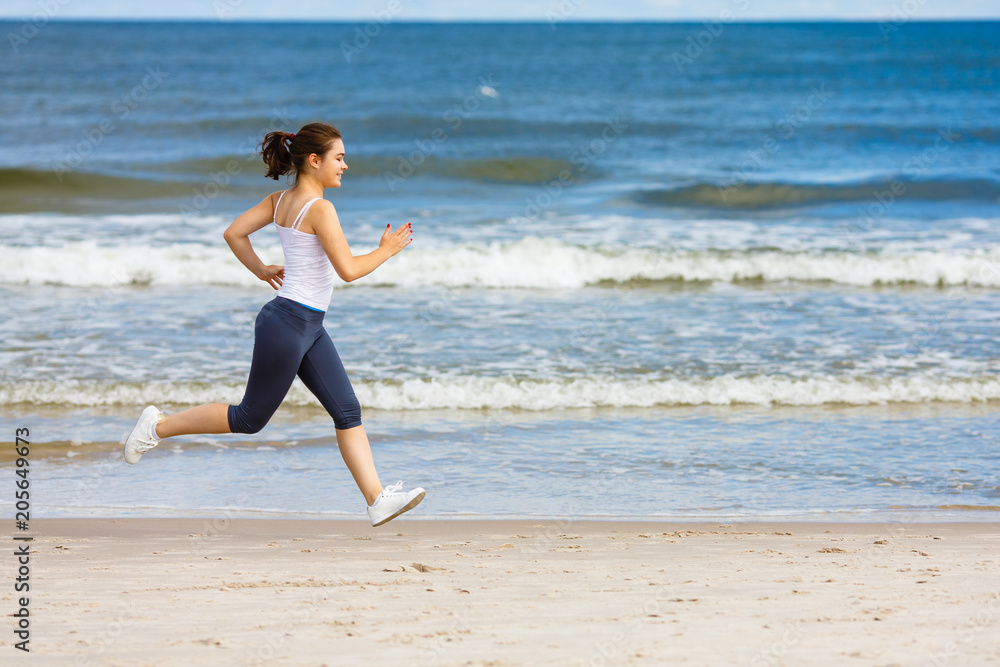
[382, 480, 405, 495]
[133, 438, 158, 454]
[132, 414, 164, 455]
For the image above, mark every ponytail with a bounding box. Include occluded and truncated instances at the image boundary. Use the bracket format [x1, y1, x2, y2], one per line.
[259, 131, 295, 180]
[258, 122, 342, 182]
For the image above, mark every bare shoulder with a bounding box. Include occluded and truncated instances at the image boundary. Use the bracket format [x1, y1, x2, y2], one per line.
[301, 198, 340, 234]
[247, 190, 287, 214]
[266, 189, 287, 210]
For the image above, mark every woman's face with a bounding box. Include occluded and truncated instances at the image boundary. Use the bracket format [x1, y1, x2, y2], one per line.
[314, 138, 348, 188]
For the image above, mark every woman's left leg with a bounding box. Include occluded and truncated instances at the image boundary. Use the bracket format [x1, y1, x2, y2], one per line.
[154, 299, 307, 439]
[154, 403, 230, 438]
[296, 330, 382, 505]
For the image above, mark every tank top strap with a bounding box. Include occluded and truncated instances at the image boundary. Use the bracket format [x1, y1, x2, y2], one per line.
[291, 197, 322, 231]
[272, 190, 289, 224]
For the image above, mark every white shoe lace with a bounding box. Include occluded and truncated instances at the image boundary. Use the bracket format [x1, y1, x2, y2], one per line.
[130, 413, 162, 454]
[382, 480, 405, 496]
[133, 439, 159, 455]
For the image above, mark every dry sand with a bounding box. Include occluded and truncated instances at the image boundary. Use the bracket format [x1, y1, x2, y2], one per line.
[3, 519, 998, 666]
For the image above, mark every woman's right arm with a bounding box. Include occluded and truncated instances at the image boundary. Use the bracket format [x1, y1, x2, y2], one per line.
[223, 193, 285, 290]
[311, 200, 411, 283]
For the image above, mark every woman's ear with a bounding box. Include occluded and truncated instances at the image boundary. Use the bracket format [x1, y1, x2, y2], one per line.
[307, 153, 321, 169]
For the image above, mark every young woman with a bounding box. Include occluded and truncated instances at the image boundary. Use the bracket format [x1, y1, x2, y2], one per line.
[123, 122, 425, 527]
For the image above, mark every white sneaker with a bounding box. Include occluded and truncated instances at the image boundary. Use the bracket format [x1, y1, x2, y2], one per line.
[367, 481, 425, 527]
[123, 405, 164, 464]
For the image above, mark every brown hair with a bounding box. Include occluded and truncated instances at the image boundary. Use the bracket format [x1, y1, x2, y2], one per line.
[258, 122, 342, 181]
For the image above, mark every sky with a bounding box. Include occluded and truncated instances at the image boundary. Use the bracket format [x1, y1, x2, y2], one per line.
[1, 0, 999, 21]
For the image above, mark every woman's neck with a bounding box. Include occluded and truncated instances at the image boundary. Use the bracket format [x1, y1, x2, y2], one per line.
[294, 173, 326, 197]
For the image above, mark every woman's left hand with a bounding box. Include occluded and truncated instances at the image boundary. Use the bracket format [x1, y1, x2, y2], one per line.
[259, 264, 285, 290]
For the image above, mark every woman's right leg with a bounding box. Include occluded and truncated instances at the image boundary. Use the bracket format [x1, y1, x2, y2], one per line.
[298, 329, 425, 525]
[335, 425, 383, 506]
[296, 330, 381, 505]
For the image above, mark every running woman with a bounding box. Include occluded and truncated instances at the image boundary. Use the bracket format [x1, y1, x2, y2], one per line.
[123, 122, 425, 527]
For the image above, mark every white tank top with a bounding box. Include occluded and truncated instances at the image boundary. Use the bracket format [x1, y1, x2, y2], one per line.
[273, 190, 337, 312]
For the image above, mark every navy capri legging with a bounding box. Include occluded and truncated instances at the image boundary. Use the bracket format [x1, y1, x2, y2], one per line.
[228, 296, 362, 434]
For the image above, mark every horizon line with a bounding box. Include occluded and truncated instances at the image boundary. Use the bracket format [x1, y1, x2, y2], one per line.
[1, 17, 999, 23]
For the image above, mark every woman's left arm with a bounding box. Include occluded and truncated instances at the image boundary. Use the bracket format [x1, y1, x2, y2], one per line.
[223, 193, 285, 290]
[311, 200, 411, 283]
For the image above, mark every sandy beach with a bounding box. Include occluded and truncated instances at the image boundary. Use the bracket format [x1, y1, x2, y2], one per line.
[3, 519, 997, 665]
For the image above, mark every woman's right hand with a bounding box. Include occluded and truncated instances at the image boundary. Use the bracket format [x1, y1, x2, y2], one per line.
[379, 223, 412, 257]
[258, 264, 285, 290]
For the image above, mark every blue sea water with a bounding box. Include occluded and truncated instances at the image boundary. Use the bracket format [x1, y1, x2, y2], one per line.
[0, 20, 998, 520]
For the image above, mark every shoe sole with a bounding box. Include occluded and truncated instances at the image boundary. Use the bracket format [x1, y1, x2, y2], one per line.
[123, 407, 157, 465]
[372, 489, 426, 527]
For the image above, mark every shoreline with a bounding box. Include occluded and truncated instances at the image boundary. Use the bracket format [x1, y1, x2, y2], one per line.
[7, 519, 999, 665]
[25, 511, 1000, 522]
[28, 517, 1000, 533]
[9, 400, 1000, 521]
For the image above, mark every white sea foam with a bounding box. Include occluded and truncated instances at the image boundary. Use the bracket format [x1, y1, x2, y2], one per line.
[0, 241, 277, 288]
[3, 237, 1000, 289]
[4, 375, 999, 409]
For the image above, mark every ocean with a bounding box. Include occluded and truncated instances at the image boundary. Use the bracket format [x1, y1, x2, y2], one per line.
[1, 20, 998, 521]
